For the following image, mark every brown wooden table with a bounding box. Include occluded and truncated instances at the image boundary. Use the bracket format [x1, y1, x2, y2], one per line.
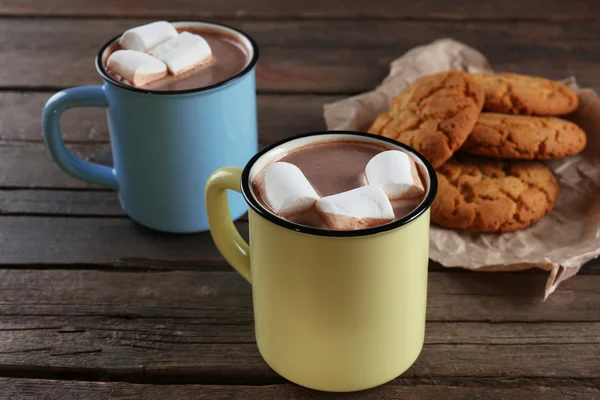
[1, 1, 599, 398]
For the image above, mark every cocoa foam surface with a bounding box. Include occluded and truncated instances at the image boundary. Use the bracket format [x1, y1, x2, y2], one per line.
[104, 26, 249, 91]
[252, 140, 427, 229]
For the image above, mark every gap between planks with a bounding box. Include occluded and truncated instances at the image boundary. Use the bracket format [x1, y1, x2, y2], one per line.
[1, 377, 600, 397]
[1, 14, 599, 22]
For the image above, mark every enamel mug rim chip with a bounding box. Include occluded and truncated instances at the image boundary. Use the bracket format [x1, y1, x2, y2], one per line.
[96, 20, 260, 96]
[241, 130, 438, 237]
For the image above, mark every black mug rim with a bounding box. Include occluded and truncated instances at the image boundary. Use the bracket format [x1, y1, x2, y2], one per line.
[95, 20, 260, 95]
[241, 131, 438, 238]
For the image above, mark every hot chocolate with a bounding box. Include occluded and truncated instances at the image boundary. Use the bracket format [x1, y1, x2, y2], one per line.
[252, 140, 427, 230]
[103, 23, 250, 91]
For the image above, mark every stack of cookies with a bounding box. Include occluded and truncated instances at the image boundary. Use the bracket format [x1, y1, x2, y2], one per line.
[367, 71, 587, 232]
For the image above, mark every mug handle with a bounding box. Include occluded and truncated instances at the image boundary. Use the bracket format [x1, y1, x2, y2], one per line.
[42, 86, 119, 190]
[205, 167, 251, 284]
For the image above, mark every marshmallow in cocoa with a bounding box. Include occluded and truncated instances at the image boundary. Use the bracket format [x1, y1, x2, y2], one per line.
[106, 50, 167, 87]
[316, 185, 394, 230]
[365, 150, 424, 200]
[151, 31, 213, 76]
[262, 162, 320, 217]
[119, 21, 178, 53]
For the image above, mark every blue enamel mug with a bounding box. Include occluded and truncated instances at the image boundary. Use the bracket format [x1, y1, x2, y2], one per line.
[42, 21, 259, 233]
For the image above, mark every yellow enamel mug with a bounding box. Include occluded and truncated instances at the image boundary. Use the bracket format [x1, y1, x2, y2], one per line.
[205, 131, 437, 392]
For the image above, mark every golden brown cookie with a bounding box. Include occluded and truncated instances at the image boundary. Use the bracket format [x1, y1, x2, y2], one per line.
[462, 113, 587, 159]
[367, 71, 484, 169]
[471, 73, 578, 116]
[432, 156, 559, 232]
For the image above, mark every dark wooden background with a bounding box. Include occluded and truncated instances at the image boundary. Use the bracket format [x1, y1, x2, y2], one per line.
[0, 1, 599, 398]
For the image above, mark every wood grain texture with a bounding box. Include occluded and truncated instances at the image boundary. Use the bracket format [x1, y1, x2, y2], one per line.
[1, 19, 600, 93]
[2, 379, 599, 400]
[0, 270, 599, 382]
[0, 190, 124, 216]
[2, 215, 599, 284]
[2, 317, 598, 349]
[0, 0, 597, 20]
[0, 269, 599, 323]
[0, 217, 234, 264]
[0, 143, 112, 188]
[0, 92, 335, 143]
[0, 92, 108, 143]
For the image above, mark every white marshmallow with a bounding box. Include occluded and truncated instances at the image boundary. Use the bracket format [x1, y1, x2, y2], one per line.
[316, 185, 394, 230]
[358, 172, 368, 186]
[119, 21, 178, 52]
[263, 162, 320, 217]
[365, 150, 425, 200]
[106, 50, 167, 87]
[151, 31, 213, 75]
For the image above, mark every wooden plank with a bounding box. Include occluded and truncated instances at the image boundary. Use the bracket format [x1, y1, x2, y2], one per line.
[0, 270, 599, 381]
[0, 92, 108, 143]
[0, 213, 598, 272]
[1, 379, 599, 400]
[0, 190, 124, 216]
[0, 0, 597, 20]
[1, 19, 599, 93]
[0, 269, 598, 323]
[0, 143, 112, 189]
[0, 92, 335, 143]
[0, 214, 597, 275]
[1, 317, 598, 348]
[0, 217, 232, 264]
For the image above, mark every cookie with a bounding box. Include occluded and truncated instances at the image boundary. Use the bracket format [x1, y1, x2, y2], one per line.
[367, 71, 484, 169]
[432, 156, 559, 232]
[462, 113, 587, 159]
[471, 73, 578, 116]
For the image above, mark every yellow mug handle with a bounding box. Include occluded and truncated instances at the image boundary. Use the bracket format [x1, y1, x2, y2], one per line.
[205, 167, 252, 284]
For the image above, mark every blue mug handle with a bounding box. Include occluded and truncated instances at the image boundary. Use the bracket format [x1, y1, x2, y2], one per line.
[42, 86, 119, 190]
